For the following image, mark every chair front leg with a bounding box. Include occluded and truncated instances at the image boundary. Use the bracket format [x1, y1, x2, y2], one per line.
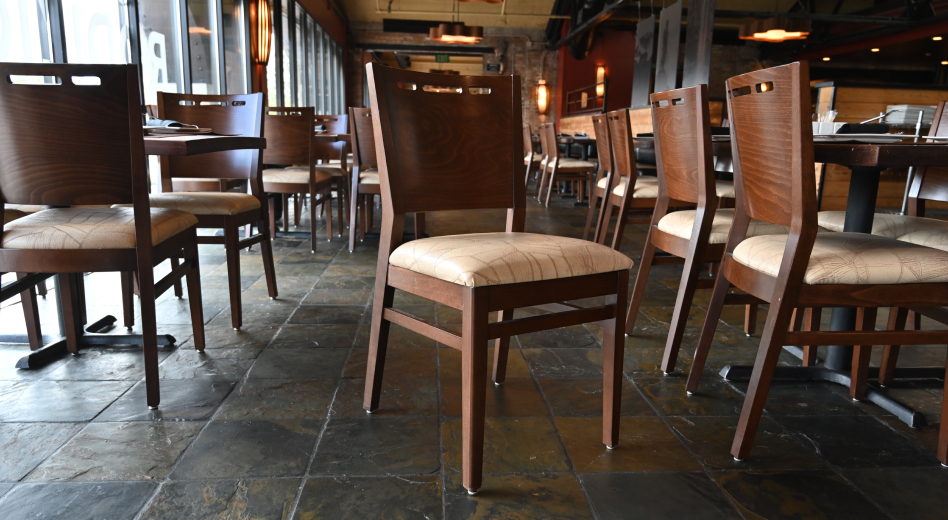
[268, 196, 278, 239]
[169, 256, 184, 298]
[120, 271, 135, 330]
[603, 270, 629, 448]
[802, 307, 822, 366]
[744, 304, 758, 336]
[57, 273, 83, 354]
[259, 216, 278, 300]
[17, 273, 42, 351]
[662, 246, 706, 374]
[461, 287, 489, 495]
[850, 307, 878, 400]
[938, 357, 948, 465]
[224, 217, 243, 330]
[492, 308, 514, 385]
[364, 283, 395, 412]
[183, 240, 206, 351]
[349, 178, 360, 252]
[880, 307, 908, 386]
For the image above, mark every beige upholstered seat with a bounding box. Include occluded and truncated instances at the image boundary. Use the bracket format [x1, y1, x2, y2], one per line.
[262, 168, 334, 185]
[389, 232, 633, 287]
[556, 159, 596, 169]
[817, 211, 948, 249]
[2, 207, 197, 249]
[359, 172, 380, 184]
[5, 205, 45, 214]
[287, 164, 346, 176]
[733, 232, 948, 285]
[612, 177, 659, 199]
[657, 209, 792, 244]
[715, 181, 736, 199]
[524, 152, 542, 163]
[122, 193, 261, 216]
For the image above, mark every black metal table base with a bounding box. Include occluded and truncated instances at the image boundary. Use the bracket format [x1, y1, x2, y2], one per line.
[720, 346, 943, 428]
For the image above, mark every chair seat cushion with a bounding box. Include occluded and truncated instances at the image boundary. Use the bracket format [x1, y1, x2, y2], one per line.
[657, 209, 792, 244]
[557, 159, 596, 170]
[613, 177, 659, 199]
[389, 232, 634, 287]
[715, 181, 736, 199]
[135, 193, 261, 216]
[262, 168, 333, 185]
[287, 165, 346, 176]
[360, 172, 380, 184]
[524, 152, 542, 163]
[732, 232, 948, 285]
[2, 207, 197, 249]
[5, 205, 45, 214]
[817, 211, 948, 246]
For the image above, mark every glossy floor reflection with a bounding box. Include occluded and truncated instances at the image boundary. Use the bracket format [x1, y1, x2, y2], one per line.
[0, 190, 945, 519]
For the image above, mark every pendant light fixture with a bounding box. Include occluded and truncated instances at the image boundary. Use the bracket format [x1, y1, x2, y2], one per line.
[249, 0, 272, 64]
[738, 17, 810, 43]
[429, 23, 484, 44]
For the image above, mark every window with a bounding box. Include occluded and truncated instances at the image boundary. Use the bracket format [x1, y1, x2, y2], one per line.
[280, 0, 292, 106]
[187, 0, 220, 94]
[138, 0, 185, 104]
[221, 0, 246, 95]
[62, 0, 131, 64]
[0, 0, 53, 64]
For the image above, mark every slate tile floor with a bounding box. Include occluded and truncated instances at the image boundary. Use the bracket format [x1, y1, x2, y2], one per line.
[0, 192, 946, 519]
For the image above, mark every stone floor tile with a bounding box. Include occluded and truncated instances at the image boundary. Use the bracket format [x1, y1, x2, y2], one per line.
[845, 467, 948, 520]
[442, 417, 570, 474]
[515, 325, 599, 350]
[209, 302, 298, 328]
[0, 482, 157, 520]
[310, 417, 440, 475]
[441, 377, 549, 417]
[440, 347, 532, 379]
[555, 417, 702, 472]
[0, 423, 84, 481]
[331, 377, 438, 418]
[216, 379, 337, 420]
[0, 380, 132, 422]
[158, 348, 259, 381]
[170, 420, 322, 479]
[186, 325, 278, 349]
[344, 347, 437, 378]
[294, 476, 441, 519]
[715, 470, 889, 519]
[0, 347, 69, 381]
[444, 473, 592, 519]
[582, 472, 738, 520]
[42, 347, 173, 381]
[270, 324, 360, 349]
[247, 349, 350, 380]
[758, 381, 873, 416]
[303, 276, 374, 305]
[96, 380, 234, 422]
[141, 479, 300, 520]
[635, 375, 745, 417]
[289, 305, 366, 325]
[352, 323, 438, 349]
[521, 348, 604, 379]
[27, 421, 203, 481]
[538, 378, 655, 417]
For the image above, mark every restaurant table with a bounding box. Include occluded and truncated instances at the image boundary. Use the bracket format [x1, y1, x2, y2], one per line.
[635, 137, 948, 427]
[312, 133, 350, 143]
[15, 134, 267, 369]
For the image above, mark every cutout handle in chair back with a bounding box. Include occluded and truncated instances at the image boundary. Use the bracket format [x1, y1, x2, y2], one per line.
[263, 107, 314, 166]
[591, 114, 612, 173]
[365, 63, 522, 214]
[650, 85, 714, 205]
[0, 63, 139, 206]
[606, 109, 635, 181]
[158, 92, 263, 180]
[725, 62, 815, 229]
[349, 107, 377, 169]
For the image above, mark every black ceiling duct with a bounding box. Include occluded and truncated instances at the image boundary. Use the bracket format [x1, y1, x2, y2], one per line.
[383, 19, 447, 34]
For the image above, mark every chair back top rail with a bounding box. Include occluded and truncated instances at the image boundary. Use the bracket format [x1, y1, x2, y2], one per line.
[263, 107, 315, 167]
[650, 85, 715, 205]
[591, 114, 612, 174]
[366, 63, 524, 214]
[349, 107, 377, 170]
[314, 113, 348, 161]
[0, 63, 143, 207]
[606, 109, 635, 182]
[158, 92, 264, 180]
[912, 101, 948, 206]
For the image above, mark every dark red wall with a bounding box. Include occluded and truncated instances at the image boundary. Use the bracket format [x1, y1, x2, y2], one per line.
[555, 27, 636, 128]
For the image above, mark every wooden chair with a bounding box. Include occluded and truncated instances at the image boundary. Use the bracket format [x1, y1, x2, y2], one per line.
[537, 123, 597, 206]
[0, 63, 205, 407]
[583, 113, 616, 241]
[523, 124, 540, 187]
[155, 92, 277, 330]
[362, 64, 633, 494]
[261, 107, 335, 249]
[626, 85, 775, 376]
[346, 107, 425, 252]
[310, 114, 350, 237]
[688, 61, 948, 463]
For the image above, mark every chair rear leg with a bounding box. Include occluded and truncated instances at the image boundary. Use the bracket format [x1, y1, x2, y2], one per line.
[294, 194, 302, 226]
[120, 271, 135, 330]
[324, 194, 333, 243]
[259, 218, 278, 300]
[544, 168, 558, 207]
[310, 190, 319, 252]
[662, 246, 705, 374]
[625, 237, 657, 333]
[744, 304, 758, 336]
[224, 219, 243, 330]
[349, 181, 360, 252]
[802, 307, 822, 366]
[37, 280, 47, 297]
[731, 296, 797, 460]
[414, 213, 425, 240]
[880, 307, 908, 386]
[850, 307, 878, 400]
[268, 196, 278, 239]
[686, 274, 732, 394]
[169, 256, 183, 298]
[492, 308, 514, 385]
[282, 194, 290, 233]
[337, 185, 346, 237]
[183, 241, 205, 351]
[57, 273, 82, 354]
[603, 270, 628, 448]
[17, 273, 43, 351]
[461, 287, 489, 495]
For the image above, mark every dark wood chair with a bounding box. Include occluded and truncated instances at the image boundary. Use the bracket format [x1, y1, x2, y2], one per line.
[689, 61, 948, 463]
[626, 85, 773, 376]
[362, 64, 633, 494]
[154, 92, 277, 330]
[523, 124, 540, 187]
[0, 63, 205, 407]
[346, 107, 425, 252]
[261, 107, 335, 249]
[583, 113, 617, 241]
[538, 123, 596, 206]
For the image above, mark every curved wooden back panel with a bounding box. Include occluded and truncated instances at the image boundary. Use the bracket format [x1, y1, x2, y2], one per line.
[650, 85, 714, 205]
[913, 102, 948, 207]
[314, 113, 348, 162]
[366, 63, 523, 214]
[726, 62, 815, 228]
[349, 107, 377, 170]
[606, 109, 633, 180]
[0, 63, 140, 206]
[159, 92, 263, 180]
[592, 113, 612, 174]
[522, 125, 533, 158]
[263, 107, 314, 166]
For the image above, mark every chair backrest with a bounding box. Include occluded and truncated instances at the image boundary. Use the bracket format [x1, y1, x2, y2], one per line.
[158, 92, 264, 183]
[522, 125, 533, 158]
[650, 85, 715, 205]
[591, 113, 612, 174]
[263, 107, 315, 167]
[537, 123, 550, 159]
[910, 101, 948, 212]
[366, 63, 524, 215]
[606, 109, 635, 181]
[314, 113, 348, 162]
[0, 63, 144, 207]
[726, 61, 815, 229]
[348, 107, 377, 170]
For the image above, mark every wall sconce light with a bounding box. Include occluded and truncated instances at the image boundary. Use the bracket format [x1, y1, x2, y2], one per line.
[250, 0, 272, 65]
[596, 66, 606, 97]
[537, 79, 549, 115]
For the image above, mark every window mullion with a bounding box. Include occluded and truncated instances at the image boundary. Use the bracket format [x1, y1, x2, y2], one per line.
[48, 0, 67, 62]
[179, 0, 192, 93]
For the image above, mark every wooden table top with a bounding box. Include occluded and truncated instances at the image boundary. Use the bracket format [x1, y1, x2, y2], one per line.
[143, 135, 266, 156]
[313, 133, 351, 143]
